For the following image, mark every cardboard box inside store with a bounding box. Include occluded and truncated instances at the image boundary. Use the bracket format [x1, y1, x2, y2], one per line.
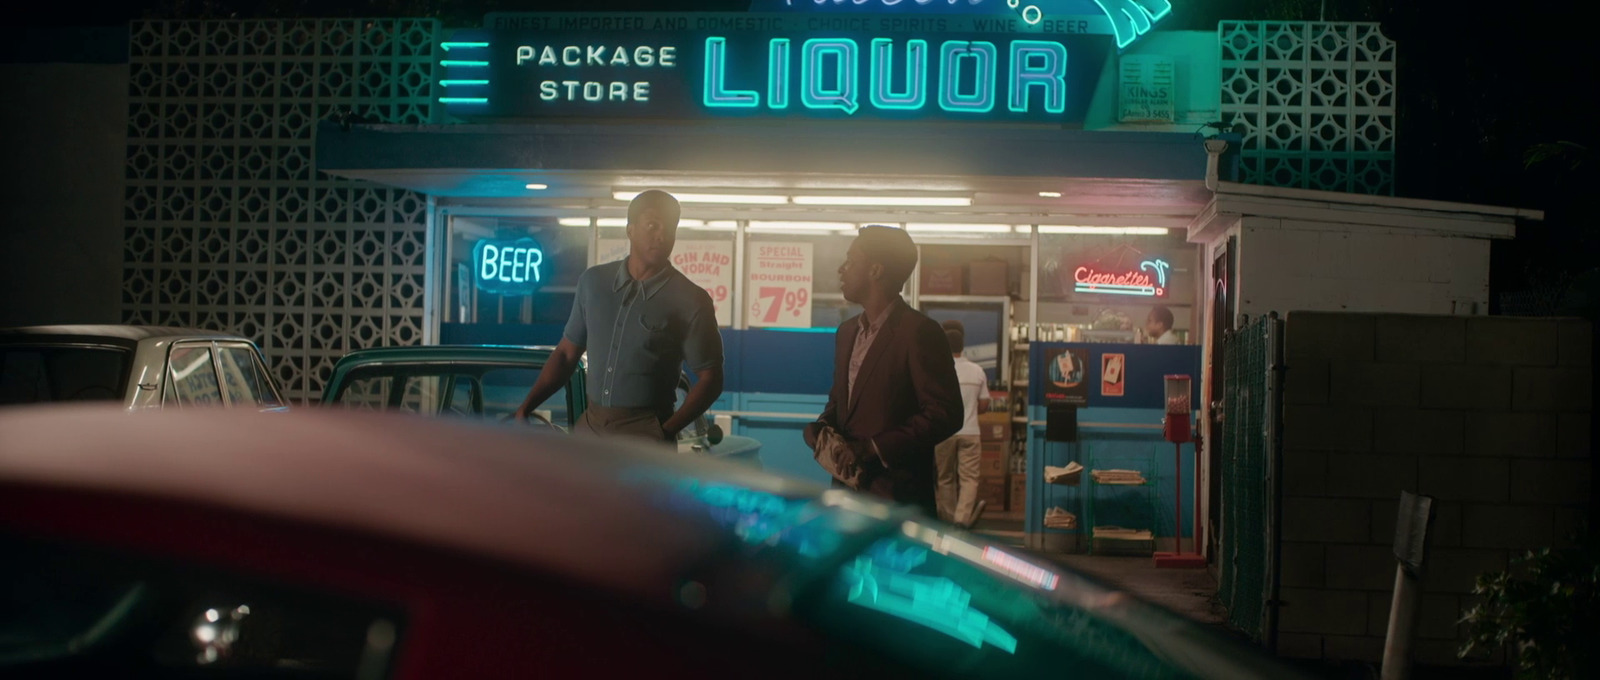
[967, 259, 1008, 296]
[920, 264, 962, 295]
[978, 477, 1007, 508]
[978, 412, 1010, 442]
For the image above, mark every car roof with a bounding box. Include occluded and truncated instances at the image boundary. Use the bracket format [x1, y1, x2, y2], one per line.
[331, 344, 558, 368]
[0, 405, 823, 600]
[0, 324, 252, 348]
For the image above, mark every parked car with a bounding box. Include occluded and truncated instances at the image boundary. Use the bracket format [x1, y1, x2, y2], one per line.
[320, 344, 761, 466]
[0, 325, 285, 411]
[0, 406, 1306, 680]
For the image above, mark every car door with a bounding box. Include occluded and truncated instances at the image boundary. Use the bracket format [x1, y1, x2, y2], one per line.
[214, 342, 287, 412]
[163, 342, 286, 411]
[162, 342, 225, 409]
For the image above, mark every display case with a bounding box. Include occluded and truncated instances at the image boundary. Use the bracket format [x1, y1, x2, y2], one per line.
[1021, 342, 1204, 554]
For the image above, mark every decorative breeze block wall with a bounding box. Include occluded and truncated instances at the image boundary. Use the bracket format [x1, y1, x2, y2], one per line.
[121, 19, 438, 402]
[1219, 22, 1397, 195]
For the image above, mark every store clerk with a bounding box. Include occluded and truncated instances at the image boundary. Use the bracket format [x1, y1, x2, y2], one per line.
[513, 190, 724, 444]
[1145, 305, 1181, 345]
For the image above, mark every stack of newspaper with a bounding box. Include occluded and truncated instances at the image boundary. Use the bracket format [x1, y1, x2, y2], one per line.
[1044, 507, 1078, 529]
[1044, 461, 1084, 485]
[1091, 468, 1147, 485]
[1092, 526, 1154, 540]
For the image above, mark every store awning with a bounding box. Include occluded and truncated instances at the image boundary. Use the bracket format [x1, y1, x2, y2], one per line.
[315, 120, 1230, 198]
[1186, 181, 1541, 243]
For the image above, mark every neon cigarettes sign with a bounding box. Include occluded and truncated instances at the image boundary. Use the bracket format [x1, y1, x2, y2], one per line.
[1073, 258, 1169, 297]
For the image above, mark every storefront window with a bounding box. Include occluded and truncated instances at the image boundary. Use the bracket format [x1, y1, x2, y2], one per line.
[445, 216, 588, 331]
[1033, 233, 1195, 344]
[744, 227, 857, 330]
[599, 223, 737, 328]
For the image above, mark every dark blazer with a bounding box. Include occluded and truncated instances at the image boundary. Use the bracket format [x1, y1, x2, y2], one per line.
[817, 299, 963, 515]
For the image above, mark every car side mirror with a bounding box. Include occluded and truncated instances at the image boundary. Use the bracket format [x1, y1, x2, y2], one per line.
[707, 423, 724, 446]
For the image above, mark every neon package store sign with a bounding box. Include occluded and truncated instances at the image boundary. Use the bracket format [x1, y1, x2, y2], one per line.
[439, 4, 1165, 123]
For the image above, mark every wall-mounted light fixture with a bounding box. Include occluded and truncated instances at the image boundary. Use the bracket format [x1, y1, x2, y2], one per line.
[792, 195, 972, 207]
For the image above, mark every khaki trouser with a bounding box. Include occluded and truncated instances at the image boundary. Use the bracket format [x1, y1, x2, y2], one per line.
[935, 434, 982, 525]
[576, 403, 674, 448]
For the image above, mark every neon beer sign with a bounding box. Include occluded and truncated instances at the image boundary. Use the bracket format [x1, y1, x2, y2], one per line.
[473, 238, 546, 295]
[1073, 258, 1168, 297]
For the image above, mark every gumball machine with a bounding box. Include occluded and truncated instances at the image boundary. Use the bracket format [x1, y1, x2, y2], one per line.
[1156, 375, 1204, 568]
[1163, 375, 1192, 444]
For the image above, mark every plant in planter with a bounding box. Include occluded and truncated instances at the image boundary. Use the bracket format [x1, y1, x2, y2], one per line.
[1459, 525, 1598, 679]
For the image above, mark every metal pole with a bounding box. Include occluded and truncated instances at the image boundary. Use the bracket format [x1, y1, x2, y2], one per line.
[1381, 565, 1420, 680]
[1026, 224, 1040, 551]
[1194, 436, 1202, 555]
[1174, 442, 1183, 554]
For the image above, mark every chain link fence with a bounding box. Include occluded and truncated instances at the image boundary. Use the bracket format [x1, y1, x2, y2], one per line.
[1217, 314, 1283, 645]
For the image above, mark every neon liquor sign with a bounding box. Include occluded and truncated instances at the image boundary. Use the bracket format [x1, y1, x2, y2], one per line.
[704, 37, 1071, 114]
[1073, 258, 1169, 297]
[446, 11, 1122, 121]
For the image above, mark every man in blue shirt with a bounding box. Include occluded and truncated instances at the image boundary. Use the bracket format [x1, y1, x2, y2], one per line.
[514, 190, 724, 444]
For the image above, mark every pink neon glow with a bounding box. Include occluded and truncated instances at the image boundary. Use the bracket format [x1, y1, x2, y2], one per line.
[1073, 266, 1154, 288]
[981, 546, 1060, 591]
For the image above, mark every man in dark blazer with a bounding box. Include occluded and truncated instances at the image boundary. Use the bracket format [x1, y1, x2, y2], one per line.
[804, 225, 963, 516]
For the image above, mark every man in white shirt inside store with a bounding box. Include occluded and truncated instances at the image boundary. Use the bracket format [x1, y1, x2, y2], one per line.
[935, 320, 991, 528]
[1146, 306, 1181, 345]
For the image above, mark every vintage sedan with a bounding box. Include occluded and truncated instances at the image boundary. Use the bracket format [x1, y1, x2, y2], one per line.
[320, 344, 761, 466]
[0, 406, 1306, 680]
[0, 325, 285, 411]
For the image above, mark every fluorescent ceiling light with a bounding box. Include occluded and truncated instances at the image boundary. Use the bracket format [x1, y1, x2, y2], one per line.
[558, 217, 735, 229]
[1038, 191, 1062, 198]
[792, 195, 972, 207]
[613, 190, 788, 205]
[525, 183, 548, 190]
[557, 217, 627, 227]
[747, 221, 856, 232]
[1023, 225, 1171, 235]
[905, 223, 1013, 233]
[681, 220, 737, 230]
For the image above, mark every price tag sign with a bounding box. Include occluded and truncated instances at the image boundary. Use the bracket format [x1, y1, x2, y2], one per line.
[672, 241, 733, 327]
[599, 239, 734, 327]
[747, 242, 814, 328]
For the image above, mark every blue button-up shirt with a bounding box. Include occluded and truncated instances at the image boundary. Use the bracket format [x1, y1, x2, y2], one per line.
[563, 258, 723, 411]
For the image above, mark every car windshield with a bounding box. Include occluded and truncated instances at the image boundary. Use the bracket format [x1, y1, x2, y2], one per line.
[634, 474, 1271, 680]
[330, 364, 570, 427]
[0, 346, 131, 405]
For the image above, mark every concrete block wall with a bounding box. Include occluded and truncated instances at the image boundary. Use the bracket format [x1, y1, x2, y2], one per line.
[1276, 312, 1592, 666]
